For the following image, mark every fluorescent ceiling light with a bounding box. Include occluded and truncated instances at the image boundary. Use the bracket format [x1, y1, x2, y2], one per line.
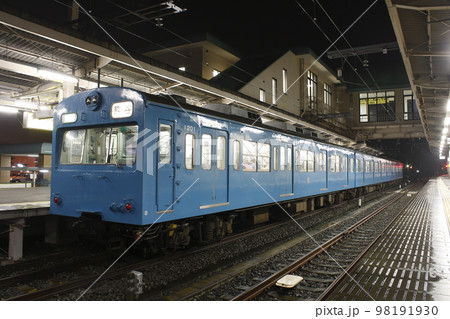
[14, 100, 38, 110]
[38, 69, 78, 83]
[0, 105, 18, 113]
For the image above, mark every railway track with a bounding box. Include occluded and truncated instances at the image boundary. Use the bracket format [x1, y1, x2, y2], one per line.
[159, 183, 420, 301]
[1, 185, 409, 300]
[232, 184, 421, 301]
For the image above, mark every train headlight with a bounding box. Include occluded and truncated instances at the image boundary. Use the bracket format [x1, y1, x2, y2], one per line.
[111, 101, 133, 118]
[61, 113, 77, 124]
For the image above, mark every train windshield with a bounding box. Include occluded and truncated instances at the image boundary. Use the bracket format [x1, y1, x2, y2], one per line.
[60, 125, 138, 165]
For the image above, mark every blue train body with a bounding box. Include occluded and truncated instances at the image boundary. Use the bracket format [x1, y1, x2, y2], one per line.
[51, 87, 403, 228]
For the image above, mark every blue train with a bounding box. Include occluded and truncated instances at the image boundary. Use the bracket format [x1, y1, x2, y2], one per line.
[51, 87, 403, 248]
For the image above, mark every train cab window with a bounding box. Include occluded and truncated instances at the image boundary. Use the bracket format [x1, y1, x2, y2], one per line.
[201, 134, 212, 170]
[233, 140, 240, 170]
[159, 124, 172, 165]
[60, 125, 138, 165]
[257, 143, 270, 172]
[280, 146, 286, 171]
[243, 140, 257, 172]
[217, 136, 226, 170]
[61, 130, 85, 164]
[273, 147, 279, 171]
[185, 134, 195, 170]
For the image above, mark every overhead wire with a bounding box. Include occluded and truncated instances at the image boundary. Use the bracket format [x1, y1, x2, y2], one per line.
[250, 0, 380, 126]
[314, 0, 400, 122]
[298, 0, 400, 123]
[54, 0, 305, 113]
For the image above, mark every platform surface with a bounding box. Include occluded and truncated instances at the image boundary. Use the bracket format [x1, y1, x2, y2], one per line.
[324, 178, 450, 301]
[0, 187, 50, 218]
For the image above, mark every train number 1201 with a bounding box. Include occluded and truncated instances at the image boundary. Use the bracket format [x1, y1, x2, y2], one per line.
[184, 125, 196, 132]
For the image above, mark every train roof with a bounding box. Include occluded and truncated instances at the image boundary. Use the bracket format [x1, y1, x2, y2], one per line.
[140, 90, 400, 164]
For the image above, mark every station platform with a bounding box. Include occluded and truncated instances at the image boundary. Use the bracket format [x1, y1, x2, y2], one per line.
[0, 187, 50, 263]
[324, 177, 450, 301]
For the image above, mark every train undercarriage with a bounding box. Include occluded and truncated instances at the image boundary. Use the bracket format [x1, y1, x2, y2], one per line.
[60, 180, 403, 256]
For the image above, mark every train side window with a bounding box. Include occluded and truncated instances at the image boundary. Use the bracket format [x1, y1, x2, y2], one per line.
[257, 142, 270, 172]
[185, 134, 195, 170]
[217, 136, 226, 170]
[280, 146, 286, 171]
[159, 124, 172, 165]
[243, 140, 257, 172]
[201, 134, 212, 170]
[287, 147, 292, 171]
[233, 140, 240, 170]
[273, 146, 279, 171]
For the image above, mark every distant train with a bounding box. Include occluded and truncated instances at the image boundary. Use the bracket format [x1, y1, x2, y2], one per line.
[51, 87, 403, 250]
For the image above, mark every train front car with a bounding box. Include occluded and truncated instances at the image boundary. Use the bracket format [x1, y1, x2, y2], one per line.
[51, 87, 145, 226]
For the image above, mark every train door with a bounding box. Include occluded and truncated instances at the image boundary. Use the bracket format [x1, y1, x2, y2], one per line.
[199, 128, 229, 209]
[157, 120, 175, 213]
[280, 145, 294, 196]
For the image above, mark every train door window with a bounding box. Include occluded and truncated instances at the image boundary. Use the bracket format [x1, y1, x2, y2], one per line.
[159, 124, 172, 165]
[201, 134, 212, 170]
[243, 140, 257, 172]
[295, 150, 300, 171]
[307, 151, 315, 172]
[280, 146, 286, 171]
[273, 147, 279, 171]
[342, 156, 347, 172]
[185, 134, 195, 170]
[365, 160, 371, 173]
[335, 155, 340, 173]
[233, 140, 240, 170]
[299, 150, 307, 172]
[217, 136, 226, 170]
[349, 157, 354, 173]
[287, 147, 292, 171]
[329, 155, 335, 173]
[319, 151, 326, 172]
[257, 143, 270, 172]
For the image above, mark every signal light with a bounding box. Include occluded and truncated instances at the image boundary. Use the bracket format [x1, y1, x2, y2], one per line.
[125, 203, 132, 211]
[53, 196, 61, 205]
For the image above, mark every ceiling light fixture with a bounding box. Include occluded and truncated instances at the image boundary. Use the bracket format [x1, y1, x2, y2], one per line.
[38, 69, 78, 83]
